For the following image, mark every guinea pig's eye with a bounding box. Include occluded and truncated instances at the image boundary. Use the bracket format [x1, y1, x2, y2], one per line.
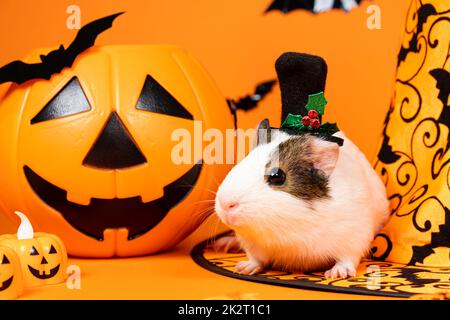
[266, 167, 286, 186]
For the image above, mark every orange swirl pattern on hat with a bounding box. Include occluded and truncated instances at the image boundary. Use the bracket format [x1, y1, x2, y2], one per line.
[372, 0, 450, 267]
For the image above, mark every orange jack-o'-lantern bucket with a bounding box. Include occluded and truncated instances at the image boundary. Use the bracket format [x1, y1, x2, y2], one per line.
[0, 42, 234, 257]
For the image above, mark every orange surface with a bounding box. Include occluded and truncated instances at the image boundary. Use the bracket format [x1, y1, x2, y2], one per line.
[0, 0, 409, 298]
[17, 217, 398, 300]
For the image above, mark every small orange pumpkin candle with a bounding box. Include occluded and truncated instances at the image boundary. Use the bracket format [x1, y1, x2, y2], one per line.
[0, 245, 23, 299]
[0, 212, 68, 288]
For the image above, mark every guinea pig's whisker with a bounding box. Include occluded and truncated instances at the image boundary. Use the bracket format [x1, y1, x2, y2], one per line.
[205, 214, 225, 249]
[185, 207, 216, 248]
[202, 188, 217, 196]
[193, 199, 216, 205]
[209, 219, 222, 249]
[188, 183, 213, 200]
[198, 210, 215, 222]
[213, 178, 222, 188]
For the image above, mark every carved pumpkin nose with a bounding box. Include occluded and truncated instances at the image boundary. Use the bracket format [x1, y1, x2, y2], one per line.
[41, 257, 48, 265]
[83, 112, 147, 169]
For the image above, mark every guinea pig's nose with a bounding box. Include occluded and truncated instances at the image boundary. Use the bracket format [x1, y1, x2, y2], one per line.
[220, 199, 239, 213]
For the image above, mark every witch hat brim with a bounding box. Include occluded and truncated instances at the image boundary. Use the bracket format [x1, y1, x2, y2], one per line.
[191, 231, 450, 298]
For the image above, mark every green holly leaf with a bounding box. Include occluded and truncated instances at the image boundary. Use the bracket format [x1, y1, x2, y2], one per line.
[281, 114, 309, 132]
[318, 122, 339, 135]
[305, 92, 328, 115]
[281, 113, 302, 128]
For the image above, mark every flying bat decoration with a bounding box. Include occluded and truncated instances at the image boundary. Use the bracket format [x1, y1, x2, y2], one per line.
[265, 0, 366, 14]
[397, 4, 437, 66]
[0, 12, 124, 85]
[430, 68, 450, 152]
[227, 79, 277, 129]
[377, 105, 401, 165]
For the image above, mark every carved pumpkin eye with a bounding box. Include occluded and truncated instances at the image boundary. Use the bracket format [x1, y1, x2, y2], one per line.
[30, 246, 39, 256]
[31, 77, 91, 124]
[136, 75, 193, 120]
[1, 255, 10, 264]
[49, 245, 57, 254]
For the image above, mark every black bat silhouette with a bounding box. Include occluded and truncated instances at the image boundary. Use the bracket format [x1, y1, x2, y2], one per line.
[397, 4, 437, 66]
[409, 206, 450, 266]
[431, 68, 450, 152]
[394, 267, 440, 285]
[265, 0, 364, 14]
[228, 80, 277, 112]
[0, 12, 124, 85]
[227, 79, 277, 129]
[378, 135, 401, 164]
[377, 104, 401, 164]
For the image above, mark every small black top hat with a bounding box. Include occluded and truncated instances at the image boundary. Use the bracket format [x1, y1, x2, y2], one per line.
[276, 52, 328, 123]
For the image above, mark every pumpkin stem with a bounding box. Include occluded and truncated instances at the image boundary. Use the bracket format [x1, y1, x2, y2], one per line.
[15, 211, 34, 240]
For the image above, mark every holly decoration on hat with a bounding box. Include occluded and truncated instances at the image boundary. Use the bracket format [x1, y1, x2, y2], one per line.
[281, 92, 339, 135]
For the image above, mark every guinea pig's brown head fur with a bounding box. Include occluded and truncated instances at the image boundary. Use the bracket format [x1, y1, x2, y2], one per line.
[265, 133, 339, 201]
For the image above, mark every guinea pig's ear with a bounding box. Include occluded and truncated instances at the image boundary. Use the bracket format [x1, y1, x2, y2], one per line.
[310, 138, 339, 176]
[256, 118, 272, 145]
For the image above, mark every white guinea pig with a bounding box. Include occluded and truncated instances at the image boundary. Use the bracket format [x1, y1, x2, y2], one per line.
[214, 120, 390, 279]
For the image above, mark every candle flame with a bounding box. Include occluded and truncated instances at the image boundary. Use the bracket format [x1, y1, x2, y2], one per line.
[15, 211, 34, 240]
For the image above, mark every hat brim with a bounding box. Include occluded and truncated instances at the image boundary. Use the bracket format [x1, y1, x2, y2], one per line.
[191, 232, 450, 298]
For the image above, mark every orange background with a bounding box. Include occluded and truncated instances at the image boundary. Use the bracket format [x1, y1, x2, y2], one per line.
[0, 0, 410, 299]
[0, 0, 409, 234]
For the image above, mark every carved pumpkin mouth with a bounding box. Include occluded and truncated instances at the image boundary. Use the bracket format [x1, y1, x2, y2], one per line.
[28, 265, 60, 280]
[0, 276, 13, 291]
[23, 163, 202, 241]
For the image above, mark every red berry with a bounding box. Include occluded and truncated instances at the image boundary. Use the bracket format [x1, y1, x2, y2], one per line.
[302, 116, 311, 126]
[310, 119, 321, 129]
[308, 110, 319, 119]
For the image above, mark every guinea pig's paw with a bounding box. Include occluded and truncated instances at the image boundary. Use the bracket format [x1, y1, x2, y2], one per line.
[235, 260, 263, 275]
[210, 236, 242, 253]
[324, 260, 357, 279]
